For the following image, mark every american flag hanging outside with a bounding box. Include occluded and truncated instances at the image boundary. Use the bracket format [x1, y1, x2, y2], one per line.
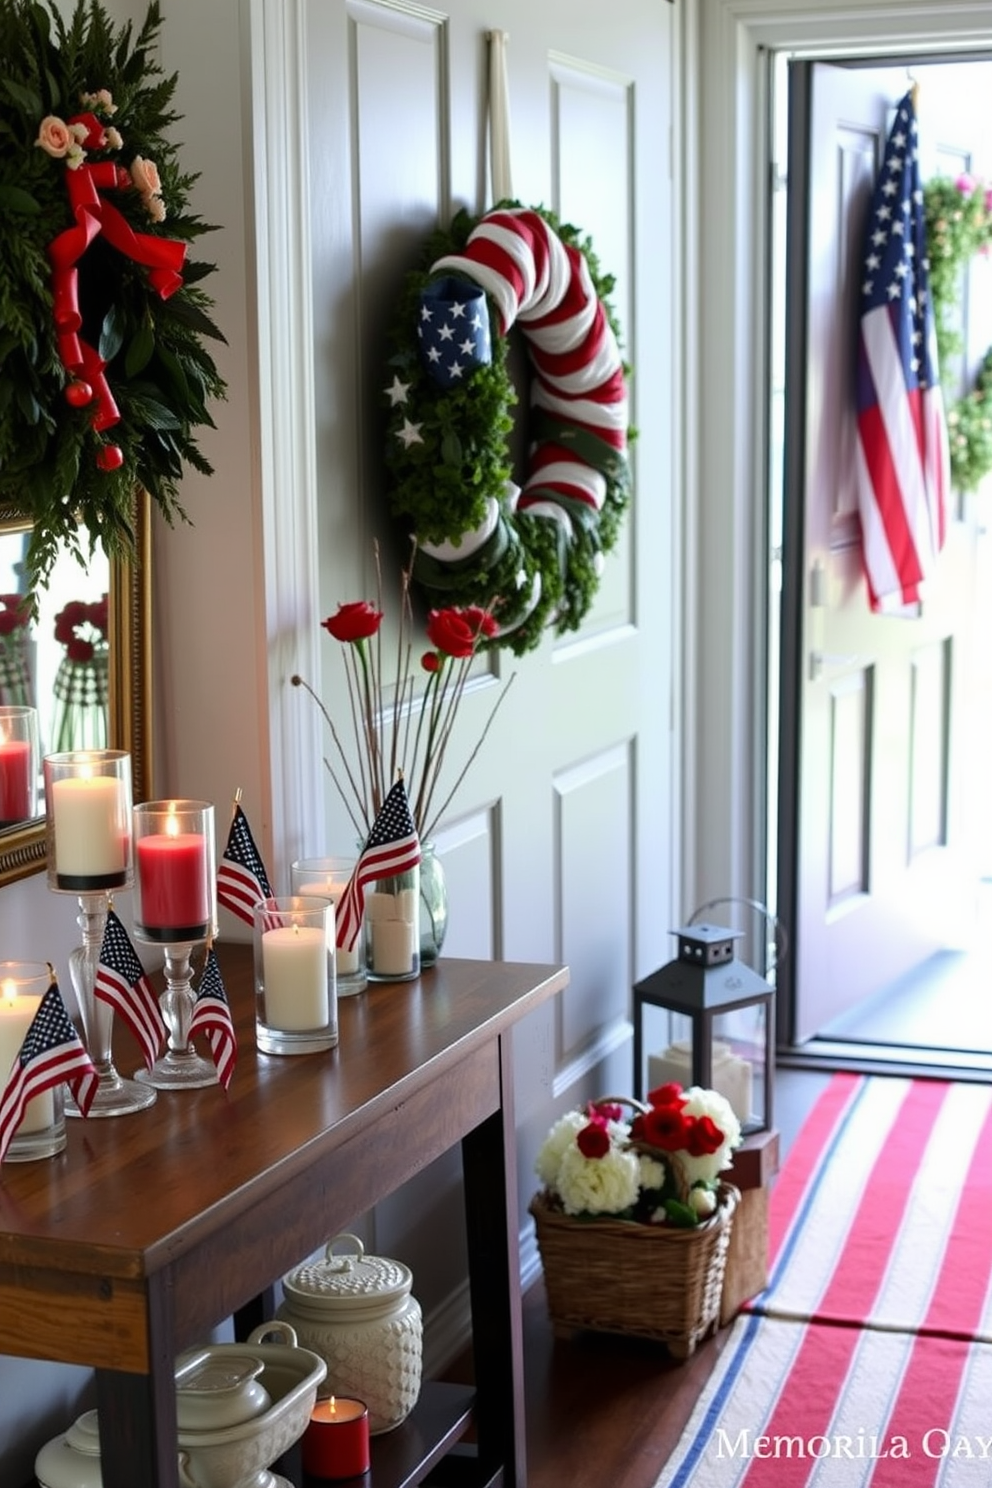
[95, 907, 164, 1071]
[336, 778, 421, 953]
[187, 946, 236, 1090]
[0, 979, 98, 1162]
[856, 88, 949, 614]
[217, 803, 273, 926]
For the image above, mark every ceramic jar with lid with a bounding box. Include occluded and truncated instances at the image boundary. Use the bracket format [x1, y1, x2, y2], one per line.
[277, 1233, 423, 1434]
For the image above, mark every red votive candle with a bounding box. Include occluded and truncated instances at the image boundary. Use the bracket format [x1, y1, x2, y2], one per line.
[136, 832, 209, 932]
[301, 1396, 370, 1480]
[0, 738, 31, 822]
[132, 800, 216, 942]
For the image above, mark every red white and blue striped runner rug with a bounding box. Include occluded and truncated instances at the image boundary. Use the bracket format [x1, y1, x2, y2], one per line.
[652, 1076, 992, 1488]
[655, 1315, 992, 1487]
[750, 1073, 992, 1338]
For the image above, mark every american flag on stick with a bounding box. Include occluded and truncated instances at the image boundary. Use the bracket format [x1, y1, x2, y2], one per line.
[95, 907, 164, 1070]
[855, 88, 949, 613]
[336, 777, 421, 953]
[0, 977, 98, 1163]
[217, 797, 273, 926]
[188, 945, 237, 1090]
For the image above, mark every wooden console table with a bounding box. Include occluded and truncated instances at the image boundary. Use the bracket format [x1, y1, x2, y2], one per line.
[0, 947, 568, 1488]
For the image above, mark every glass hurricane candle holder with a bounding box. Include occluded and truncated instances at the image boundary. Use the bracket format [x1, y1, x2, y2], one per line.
[133, 800, 219, 1090]
[42, 750, 153, 1117]
[0, 705, 39, 826]
[290, 857, 366, 996]
[44, 749, 132, 894]
[254, 896, 338, 1055]
[0, 962, 66, 1161]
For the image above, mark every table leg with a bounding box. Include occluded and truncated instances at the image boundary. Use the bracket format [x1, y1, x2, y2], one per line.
[95, 1366, 181, 1488]
[95, 1278, 180, 1488]
[461, 1029, 526, 1488]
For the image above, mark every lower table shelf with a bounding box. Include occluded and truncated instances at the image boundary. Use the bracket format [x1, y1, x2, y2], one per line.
[296, 1381, 476, 1488]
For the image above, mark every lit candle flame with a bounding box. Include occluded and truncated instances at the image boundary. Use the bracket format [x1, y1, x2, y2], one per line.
[1, 980, 16, 1008]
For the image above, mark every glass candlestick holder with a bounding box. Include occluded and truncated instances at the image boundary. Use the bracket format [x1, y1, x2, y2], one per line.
[0, 705, 39, 826]
[132, 800, 219, 1089]
[43, 749, 155, 1117]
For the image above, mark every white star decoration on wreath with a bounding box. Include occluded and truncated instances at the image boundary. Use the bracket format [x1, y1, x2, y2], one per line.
[396, 417, 424, 447]
[386, 375, 410, 406]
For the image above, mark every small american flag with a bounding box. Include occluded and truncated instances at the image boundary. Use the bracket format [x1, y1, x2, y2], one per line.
[217, 803, 272, 926]
[0, 978, 98, 1162]
[336, 778, 421, 953]
[95, 907, 164, 1070]
[856, 89, 949, 613]
[187, 946, 236, 1090]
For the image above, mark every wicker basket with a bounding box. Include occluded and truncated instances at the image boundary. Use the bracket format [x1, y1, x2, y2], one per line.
[529, 1182, 740, 1360]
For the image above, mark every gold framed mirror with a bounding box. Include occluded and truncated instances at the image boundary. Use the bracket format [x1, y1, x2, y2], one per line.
[0, 492, 152, 887]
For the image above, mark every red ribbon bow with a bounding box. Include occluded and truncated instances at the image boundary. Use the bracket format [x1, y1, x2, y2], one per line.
[47, 158, 187, 456]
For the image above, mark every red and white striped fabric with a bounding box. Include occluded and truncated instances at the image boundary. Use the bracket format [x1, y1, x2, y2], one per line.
[752, 1074, 992, 1339]
[654, 1074, 992, 1488]
[431, 208, 628, 518]
[656, 1315, 992, 1488]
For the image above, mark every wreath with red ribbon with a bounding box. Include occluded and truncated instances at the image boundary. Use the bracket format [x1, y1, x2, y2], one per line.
[0, 0, 226, 592]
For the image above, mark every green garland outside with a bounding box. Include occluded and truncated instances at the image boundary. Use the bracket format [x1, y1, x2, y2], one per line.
[923, 175, 992, 494]
[382, 203, 632, 657]
[0, 0, 226, 593]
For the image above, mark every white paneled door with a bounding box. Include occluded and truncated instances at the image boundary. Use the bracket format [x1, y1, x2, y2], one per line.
[297, 0, 676, 1193]
[783, 61, 987, 1043]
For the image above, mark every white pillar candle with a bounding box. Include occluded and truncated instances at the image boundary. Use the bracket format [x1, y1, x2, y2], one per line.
[366, 889, 417, 976]
[261, 925, 329, 1030]
[297, 877, 359, 975]
[0, 989, 54, 1135]
[51, 774, 127, 878]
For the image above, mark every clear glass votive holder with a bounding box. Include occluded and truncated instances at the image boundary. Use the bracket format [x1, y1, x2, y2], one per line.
[365, 863, 420, 982]
[0, 962, 66, 1161]
[132, 800, 217, 943]
[43, 749, 132, 893]
[0, 705, 39, 826]
[290, 857, 367, 996]
[254, 896, 338, 1055]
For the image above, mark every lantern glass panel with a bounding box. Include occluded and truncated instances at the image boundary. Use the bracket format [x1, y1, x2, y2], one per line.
[712, 1003, 767, 1133]
[644, 1009, 695, 1096]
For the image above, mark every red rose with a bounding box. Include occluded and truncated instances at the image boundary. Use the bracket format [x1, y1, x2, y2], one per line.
[593, 1100, 623, 1123]
[425, 608, 477, 658]
[576, 1120, 611, 1159]
[684, 1115, 724, 1157]
[54, 600, 88, 645]
[639, 1105, 691, 1152]
[421, 652, 441, 673]
[67, 111, 106, 150]
[647, 1082, 686, 1109]
[322, 601, 383, 642]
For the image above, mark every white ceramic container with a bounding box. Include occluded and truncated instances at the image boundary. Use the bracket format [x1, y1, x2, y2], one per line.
[276, 1233, 423, 1434]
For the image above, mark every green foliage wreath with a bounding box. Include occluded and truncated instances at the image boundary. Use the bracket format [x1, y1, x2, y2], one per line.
[923, 174, 992, 494]
[382, 204, 632, 657]
[0, 0, 226, 592]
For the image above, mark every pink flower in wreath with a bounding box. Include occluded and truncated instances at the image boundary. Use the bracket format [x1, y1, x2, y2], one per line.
[131, 154, 162, 197]
[35, 114, 73, 158]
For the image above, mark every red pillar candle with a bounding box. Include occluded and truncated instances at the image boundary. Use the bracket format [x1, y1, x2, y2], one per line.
[301, 1397, 371, 1480]
[0, 739, 31, 822]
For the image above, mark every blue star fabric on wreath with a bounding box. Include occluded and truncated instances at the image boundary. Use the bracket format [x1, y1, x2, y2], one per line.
[417, 275, 492, 389]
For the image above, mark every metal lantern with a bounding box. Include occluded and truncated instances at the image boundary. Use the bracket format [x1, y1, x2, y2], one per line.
[632, 923, 775, 1133]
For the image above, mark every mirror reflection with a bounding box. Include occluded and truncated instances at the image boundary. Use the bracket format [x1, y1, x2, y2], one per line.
[0, 525, 110, 765]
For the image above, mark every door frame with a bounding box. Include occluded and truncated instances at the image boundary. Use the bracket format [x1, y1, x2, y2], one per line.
[684, 0, 992, 1046]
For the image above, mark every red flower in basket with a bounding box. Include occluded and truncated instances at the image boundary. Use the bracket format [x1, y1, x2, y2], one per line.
[535, 1083, 742, 1229]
